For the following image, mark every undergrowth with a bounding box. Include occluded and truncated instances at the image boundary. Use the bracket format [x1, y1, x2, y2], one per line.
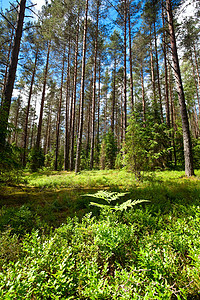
[0, 170, 200, 299]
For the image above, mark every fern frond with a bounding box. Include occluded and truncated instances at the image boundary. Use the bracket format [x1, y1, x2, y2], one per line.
[84, 190, 128, 203]
[116, 199, 150, 211]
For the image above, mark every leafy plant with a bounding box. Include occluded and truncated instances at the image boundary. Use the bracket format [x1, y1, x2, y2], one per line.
[84, 190, 149, 211]
[26, 146, 45, 172]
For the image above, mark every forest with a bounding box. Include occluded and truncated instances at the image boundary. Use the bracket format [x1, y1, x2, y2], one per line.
[0, 0, 200, 298]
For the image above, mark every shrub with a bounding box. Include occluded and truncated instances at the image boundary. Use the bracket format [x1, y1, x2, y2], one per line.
[26, 146, 45, 172]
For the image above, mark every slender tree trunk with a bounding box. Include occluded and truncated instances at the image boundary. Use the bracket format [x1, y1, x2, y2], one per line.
[96, 60, 101, 165]
[162, 2, 170, 127]
[90, 0, 99, 169]
[30, 99, 37, 149]
[64, 39, 71, 171]
[70, 17, 79, 171]
[154, 20, 163, 123]
[123, 0, 127, 139]
[44, 104, 52, 155]
[55, 50, 65, 171]
[120, 93, 124, 144]
[149, 27, 158, 120]
[128, 0, 134, 110]
[111, 59, 116, 133]
[0, 0, 26, 150]
[193, 43, 200, 96]
[35, 41, 51, 149]
[22, 49, 38, 166]
[168, 67, 177, 166]
[140, 64, 146, 124]
[2, 28, 14, 96]
[75, 0, 89, 173]
[166, 0, 194, 176]
[12, 95, 21, 145]
[193, 106, 199, 138]
[104, 93, 108, 135]
[191, 57, 200, 117]
[86, 94, 92, 160]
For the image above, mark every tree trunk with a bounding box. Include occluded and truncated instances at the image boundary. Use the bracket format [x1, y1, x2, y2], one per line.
[70, 17, 79, 171]
[128, 0, 134, 110]
[0, 0, 26, 150]
[191, 56, 200, 118]
[22, 48, 38, 166]
[140, 64, 146, 124]
[90, 0, 99, 169]
[12, 95, 21, 146]
[166, 0, 194, 176]
[2, 28, 14, 96]
[168, 67, 177, 166]
[55, 49, 65, 171]
[96, 59, 101, 165]
[64, 39, 71, 171]
[153, 20, 163, 123]
[193, 43, 200, 97]
[44, 104, 52, 155]
[162, 2, 170, 127]
[111, 58, 116, 133]
[123, 0, 127, 139]
[75, 0, 89, 173]
[35, 41, 51, 149]
[149, 27, 158, 120]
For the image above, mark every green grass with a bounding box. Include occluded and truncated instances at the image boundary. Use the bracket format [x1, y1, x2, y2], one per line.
[0, 169, 200, 299]
[25, 169, 200, 188]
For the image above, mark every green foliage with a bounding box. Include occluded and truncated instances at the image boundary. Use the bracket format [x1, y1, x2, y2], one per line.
[193, 138, 200, 169]
[85, 190, 149, 212]
[0, 205, 42, 236]
[0, 170, 200, 298]
[26, 146, 45, 172]
[125, 116, 173, 178]
[0, 143, 23, 185]
[44, 150, 55, 170]
[0, 229, 21, 268]
[100, 130, 117, 170]
[0, 203, 199, 299]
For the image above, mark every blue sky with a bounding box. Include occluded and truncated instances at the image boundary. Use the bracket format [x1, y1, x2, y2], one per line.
[1, 0, 46, 13]
[1, 0, 10, 11]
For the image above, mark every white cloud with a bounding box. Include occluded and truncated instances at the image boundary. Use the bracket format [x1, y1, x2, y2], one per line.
[34, 0, 47, 12]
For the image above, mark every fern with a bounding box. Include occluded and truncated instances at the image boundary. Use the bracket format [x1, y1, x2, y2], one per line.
[84, 190, 149, 212]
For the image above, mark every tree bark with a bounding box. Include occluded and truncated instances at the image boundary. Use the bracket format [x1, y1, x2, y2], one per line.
[64, 39, 71, 171]
[90, 0, 99, 169]
[128, 0, 134, 110]
[191, 57, 200, 115]
[2, 28, 14, 96]
[0, 0, 26, 150]
[166, 0, 194, 176]
[35, 41, 51, 149]
[140, 64, 146, 124]
[75, 0, 89, 173]
[149, 27, 158, 120]
[193, 43, 200, 97]
[70, 17, 79, 171]
[22, 48, 38, 166]
[111, 58, 116, 133]
[123, 0, 127, 139]
[153, 20, 163, 123]
[162, 3, 170, 127]
[55, 49, 65, 171]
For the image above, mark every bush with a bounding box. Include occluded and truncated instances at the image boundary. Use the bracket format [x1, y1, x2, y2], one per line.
[0, 143, 23, 185]
[0, 205, 42, 236]
[26, 146, 45, 172]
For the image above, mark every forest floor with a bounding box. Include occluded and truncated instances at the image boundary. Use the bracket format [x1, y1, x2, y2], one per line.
[0, 169, 200, 299]
[0, 169, 200, 224]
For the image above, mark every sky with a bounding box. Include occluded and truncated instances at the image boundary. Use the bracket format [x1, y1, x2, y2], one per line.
[1, 0, 46, 13]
